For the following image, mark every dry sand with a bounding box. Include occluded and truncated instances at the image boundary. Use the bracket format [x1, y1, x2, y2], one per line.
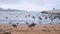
[0, 24, 60, 34]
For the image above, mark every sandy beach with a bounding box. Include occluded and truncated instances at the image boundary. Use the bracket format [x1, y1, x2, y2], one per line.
[0, 24, 60, 34]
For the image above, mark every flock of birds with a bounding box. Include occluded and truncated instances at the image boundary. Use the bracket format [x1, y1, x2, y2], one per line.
[5, 12, 60, 27]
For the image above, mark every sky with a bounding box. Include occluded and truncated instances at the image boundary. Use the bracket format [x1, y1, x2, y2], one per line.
[0, 0, 60, 11]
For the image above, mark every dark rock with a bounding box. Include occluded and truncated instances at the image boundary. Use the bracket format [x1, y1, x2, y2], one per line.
[28, 22, 36, 27]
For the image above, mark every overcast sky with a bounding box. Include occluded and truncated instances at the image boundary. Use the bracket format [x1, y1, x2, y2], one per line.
[0, 0, 60, 11]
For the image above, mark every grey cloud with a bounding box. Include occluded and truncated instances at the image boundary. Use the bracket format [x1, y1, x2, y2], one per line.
[0, 0, 22, 4]
[0, 0, 60, 6]
[0, 0, 60, 11]
[28, 0, 60, 6]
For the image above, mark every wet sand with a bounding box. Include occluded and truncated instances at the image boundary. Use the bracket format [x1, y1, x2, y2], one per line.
[0, 24, 60, 34]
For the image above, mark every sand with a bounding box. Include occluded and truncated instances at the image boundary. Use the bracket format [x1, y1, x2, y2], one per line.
[0, 24, 60, 34]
